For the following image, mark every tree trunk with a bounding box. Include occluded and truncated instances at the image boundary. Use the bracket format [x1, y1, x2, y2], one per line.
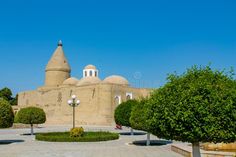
[192, 142, 201, 157]
[146, 133, 151, 146]
[130, 128, 134, 135]
[30, 124, 34, 135]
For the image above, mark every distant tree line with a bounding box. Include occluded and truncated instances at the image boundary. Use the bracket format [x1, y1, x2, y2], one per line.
[0, 87, 18, 106]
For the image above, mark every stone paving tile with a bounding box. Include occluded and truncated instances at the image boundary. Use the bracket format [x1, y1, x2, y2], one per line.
[0, 126, 182, 157]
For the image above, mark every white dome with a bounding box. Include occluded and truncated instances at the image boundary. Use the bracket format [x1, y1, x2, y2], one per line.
[103, 75, 129, 86]
[84, 64, 96, 70]
[63, 77, 79, 86]
[77, 77, 101, 86]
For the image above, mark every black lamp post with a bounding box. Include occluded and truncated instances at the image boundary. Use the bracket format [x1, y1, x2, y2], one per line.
[67, 95, 80, 128]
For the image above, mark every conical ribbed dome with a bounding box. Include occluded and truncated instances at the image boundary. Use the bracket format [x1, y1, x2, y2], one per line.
[46, 42, 71, 72]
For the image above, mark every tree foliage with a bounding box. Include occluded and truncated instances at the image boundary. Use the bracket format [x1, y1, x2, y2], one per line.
[145, 66, 236, 144]
[0, 88, 12, 101]
[130, 98, 149, 131]
[10, 94, 18, 106]
[114, 99, 138, 127]
[17, 107, 46, 125]
[0, 88, 17, 106]
[0, 98, 14, 128]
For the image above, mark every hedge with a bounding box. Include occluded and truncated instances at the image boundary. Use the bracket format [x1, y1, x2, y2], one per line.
[36, 131, 119, 142]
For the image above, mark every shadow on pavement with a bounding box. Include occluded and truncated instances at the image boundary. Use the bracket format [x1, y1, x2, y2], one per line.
[120, 132, 146, 136]
[0, 140, 24, 145]
[21, 133, 36, 136]
[132, 140, 172, 146]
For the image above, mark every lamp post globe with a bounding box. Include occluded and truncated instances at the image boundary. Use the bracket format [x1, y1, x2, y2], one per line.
[76, 100, 80, 105]
[67, 100, 73, 105]
[71, 95, 76, 99]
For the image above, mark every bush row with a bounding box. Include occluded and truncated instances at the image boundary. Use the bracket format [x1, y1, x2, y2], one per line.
[36, 131, 119, 142]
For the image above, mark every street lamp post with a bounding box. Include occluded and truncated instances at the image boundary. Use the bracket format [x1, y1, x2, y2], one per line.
[67, 95, 80, 129]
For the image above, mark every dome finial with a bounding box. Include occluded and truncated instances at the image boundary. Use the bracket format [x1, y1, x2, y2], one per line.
[58, 40, 63, 46]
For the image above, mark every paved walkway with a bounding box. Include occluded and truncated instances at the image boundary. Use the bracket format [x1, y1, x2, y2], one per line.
[0, 125, 182, 157]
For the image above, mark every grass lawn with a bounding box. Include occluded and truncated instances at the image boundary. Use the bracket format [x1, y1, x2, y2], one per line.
[36, 131, 119, 142]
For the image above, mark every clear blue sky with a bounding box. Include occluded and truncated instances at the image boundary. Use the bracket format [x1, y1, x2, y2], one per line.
[0, 0, 235, 95]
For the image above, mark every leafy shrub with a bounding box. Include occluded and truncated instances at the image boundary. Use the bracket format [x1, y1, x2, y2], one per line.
[114, 100, 138, 127]
[36, 131, 119, 142]
[14, 113, 19, 123]
[130, 98, 152, 145]
[70, 127, 84, 137]
[17, 107, 46, 135]
[0, 98, 14, 128]
[130, 98, 149, 131]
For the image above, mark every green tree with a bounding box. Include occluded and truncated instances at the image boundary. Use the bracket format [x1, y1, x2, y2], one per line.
[0, 98, 14, 128]
[145, 66, 236, 157]
[10, 94, 18, 106]
[17, 107, 46, 135]
[0, 88, 17, 106]
[130, 98, 151, 145]
[114, 99, 138, 135]
[130, 99, 148, 131]
[0, 87, 13, 101]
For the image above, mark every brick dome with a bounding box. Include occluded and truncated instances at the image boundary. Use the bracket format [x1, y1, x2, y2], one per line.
[103, 75, 129, 86]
